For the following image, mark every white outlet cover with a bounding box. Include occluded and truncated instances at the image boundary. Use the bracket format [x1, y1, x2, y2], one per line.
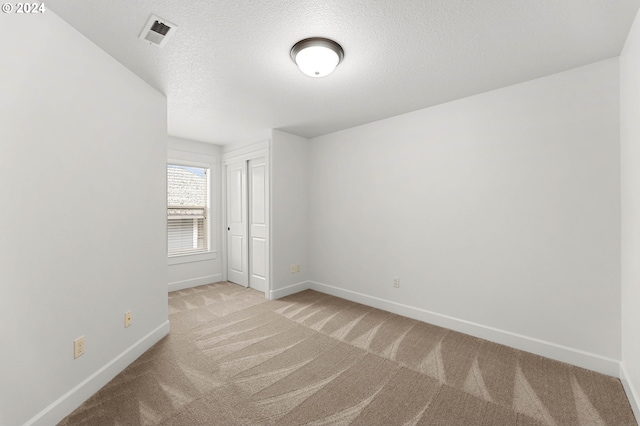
[73, 336, 85, 359]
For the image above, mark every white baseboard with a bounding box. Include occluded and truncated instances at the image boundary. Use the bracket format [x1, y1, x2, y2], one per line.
[620, 363, 640, 421]
[168, 274, 223, 292]
[26, 321, 170, 426]
[269, 280, 311, 300]
[309, 281, 620, 377]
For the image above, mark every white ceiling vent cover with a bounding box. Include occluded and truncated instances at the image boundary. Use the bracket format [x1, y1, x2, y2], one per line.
[139, 14, 178, 48]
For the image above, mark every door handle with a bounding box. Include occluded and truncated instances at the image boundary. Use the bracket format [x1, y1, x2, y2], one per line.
[228, 227, 230, 231]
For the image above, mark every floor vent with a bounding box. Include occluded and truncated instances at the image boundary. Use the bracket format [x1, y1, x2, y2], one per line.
[139, 14, 178, 48]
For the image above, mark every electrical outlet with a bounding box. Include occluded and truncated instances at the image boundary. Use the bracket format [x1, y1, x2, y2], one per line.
[295, 264, 300, 273]
[124, 310, 132, 328]
[393, 277, 400, 288]
[290, 264, 296, 273]
[73, 336, 85, 359]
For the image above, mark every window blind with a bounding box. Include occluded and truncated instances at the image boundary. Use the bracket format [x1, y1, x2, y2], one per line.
[167, 164, 209, 256]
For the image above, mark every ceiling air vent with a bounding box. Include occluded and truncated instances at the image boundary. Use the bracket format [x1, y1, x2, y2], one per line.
[139, 14, 178, 48]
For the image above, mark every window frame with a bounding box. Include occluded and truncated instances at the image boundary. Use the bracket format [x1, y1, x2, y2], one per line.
[167, 154, 216, 265]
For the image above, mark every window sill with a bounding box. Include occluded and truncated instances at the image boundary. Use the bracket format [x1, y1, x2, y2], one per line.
[168, 251, 217, 266]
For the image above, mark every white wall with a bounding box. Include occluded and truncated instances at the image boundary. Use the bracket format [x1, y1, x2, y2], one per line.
[308, 59, 621, 374]
[168, 136, 223, 291]
[270, 130, 310, 297]
[620, 7, 640, 417]
[0, 11, 168, 426]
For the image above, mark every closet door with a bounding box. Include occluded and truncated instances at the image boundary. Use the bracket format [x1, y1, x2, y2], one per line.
[249, 158, 267, 292]
[226, 162, 248, 287]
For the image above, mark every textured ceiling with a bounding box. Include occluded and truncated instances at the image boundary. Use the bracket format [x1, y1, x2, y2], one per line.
[48, 0, 639, 145]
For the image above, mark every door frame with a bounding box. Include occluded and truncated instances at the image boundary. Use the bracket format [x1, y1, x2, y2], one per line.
[222, 140, 270, 297]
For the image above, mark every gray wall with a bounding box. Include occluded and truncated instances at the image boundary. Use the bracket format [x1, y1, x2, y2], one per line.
[308, 59, 621, 373]
[621, 6, 640, 417]
[270, 130, 310, 296]
[0, 11, 168, 426]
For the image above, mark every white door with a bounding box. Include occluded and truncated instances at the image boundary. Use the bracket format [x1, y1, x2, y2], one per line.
[249, 158, 267, 292]
[226, 162, 248, 287]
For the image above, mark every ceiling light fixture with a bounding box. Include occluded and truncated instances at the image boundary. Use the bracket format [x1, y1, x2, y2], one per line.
[290, 37, 344, 78]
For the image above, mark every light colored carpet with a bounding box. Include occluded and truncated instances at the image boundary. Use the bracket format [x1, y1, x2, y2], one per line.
[59, 281, 637, 425]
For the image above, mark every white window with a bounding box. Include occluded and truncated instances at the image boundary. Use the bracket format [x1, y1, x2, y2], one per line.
[167, 164, 210, 256]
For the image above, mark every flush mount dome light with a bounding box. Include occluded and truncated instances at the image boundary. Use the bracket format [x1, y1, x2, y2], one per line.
[290, 37, 344, 78]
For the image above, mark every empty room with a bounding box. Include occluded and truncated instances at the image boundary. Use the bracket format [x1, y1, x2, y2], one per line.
[2, 0, 640, 425]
